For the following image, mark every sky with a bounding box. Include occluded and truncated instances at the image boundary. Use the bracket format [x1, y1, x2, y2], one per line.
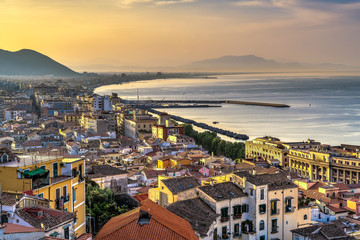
[1, 0, 360, 71]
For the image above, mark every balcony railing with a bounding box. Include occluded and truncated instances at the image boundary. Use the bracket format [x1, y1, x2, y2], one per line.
[220, 216, 230, 222]
[271, 209, 280, 215]
[271, 226, 279, 234]
[285, 206, 294, 213]
[233, 213, 242, 219]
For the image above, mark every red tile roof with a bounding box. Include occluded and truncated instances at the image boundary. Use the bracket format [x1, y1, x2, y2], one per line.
[133, 193, 149, 202]
[95, 199, 197, 240]
[4, 223, 43, 234]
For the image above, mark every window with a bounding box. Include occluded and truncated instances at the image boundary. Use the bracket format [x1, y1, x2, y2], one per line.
[222, 226, 227, 238]
[63, 186, 68, 202]
[271, 219, 278, 233]
[53, 162, 58, 178]
[285, 197, 293, 212]
[221, 207, 229, 221]
[250, 189, 254, 196]
[234, 224, 240, 235]
[304, 214, 308, 220]
[259, 220, 265, 230]
[73, 188, 77, 202]
[260, 189, 265, 200]
[318, 214, 321, 219]
[40, 165, 46, 170]
[260, 236, 265, 240]
[64, 227, 69, 239]
[233, 205, 242, 217]
[271, 200, 278, 215]
[242, 204, 249, 213]
[37, 193, 44, 198]
[259, 204, 266, 214]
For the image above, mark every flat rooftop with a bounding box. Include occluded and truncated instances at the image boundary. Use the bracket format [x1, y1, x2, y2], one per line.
[0, 155, 61, 168]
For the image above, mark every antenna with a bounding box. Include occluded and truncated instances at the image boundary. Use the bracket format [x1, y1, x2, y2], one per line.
[137, 89, 139, 106]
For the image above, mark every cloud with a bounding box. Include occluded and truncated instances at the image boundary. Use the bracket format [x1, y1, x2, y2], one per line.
[115, 0, 193, 7]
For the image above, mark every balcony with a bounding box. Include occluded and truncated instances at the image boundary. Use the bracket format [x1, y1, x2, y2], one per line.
[285, 206, 295, 213]
[233, 213, 242, 220]
[220, 216, 230, 222]
[271, 226, 279, 234]
[271, 208, 280, 215]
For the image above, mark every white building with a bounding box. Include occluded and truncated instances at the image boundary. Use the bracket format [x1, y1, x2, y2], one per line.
[93, 95, 112, 112]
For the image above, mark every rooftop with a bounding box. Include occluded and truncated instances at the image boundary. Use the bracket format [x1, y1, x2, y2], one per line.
[95, 199, 197, 240]
[0, 154, 61, 167]
[198, 182, 247, 201]
[162, 176, 200, 194]
[166, 198, 218, 237]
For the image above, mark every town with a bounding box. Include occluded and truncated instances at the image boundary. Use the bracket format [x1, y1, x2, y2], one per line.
[1, 80, 360, 240]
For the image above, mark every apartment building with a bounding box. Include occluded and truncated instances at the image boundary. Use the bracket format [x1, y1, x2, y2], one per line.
[202, 171, 311, 240]
[0, 151, 86, 237]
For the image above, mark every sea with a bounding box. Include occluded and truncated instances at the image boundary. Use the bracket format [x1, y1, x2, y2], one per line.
[94, 73, 360, 146]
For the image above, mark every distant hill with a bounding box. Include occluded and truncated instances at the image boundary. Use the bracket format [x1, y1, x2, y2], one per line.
[181, 55, 359, 72]
[0, 49, 78, 76]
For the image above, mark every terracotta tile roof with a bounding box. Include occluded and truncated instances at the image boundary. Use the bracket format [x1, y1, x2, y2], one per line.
[17, 207, 75, 231]
[95, 199, 197, 240]
[333, 183, 351, 191]
[77, 233, 93, 240]
[3, 223, 44, 234]
[132, 193, 149, 202]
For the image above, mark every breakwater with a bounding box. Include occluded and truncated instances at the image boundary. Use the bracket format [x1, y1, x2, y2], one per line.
[130, 99, 289, 108]
[144, 108, 249, 141]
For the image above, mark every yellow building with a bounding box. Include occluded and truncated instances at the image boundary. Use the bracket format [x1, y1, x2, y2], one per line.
[157, 157, 195, 169]
[149, 175, 200, 207]
[64, 113, 81, 124]
[0, 154, 86, 238]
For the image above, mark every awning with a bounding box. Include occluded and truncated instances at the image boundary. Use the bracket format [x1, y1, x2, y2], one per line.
[23, 168, 48, 177]
[271, 198, 280, 201]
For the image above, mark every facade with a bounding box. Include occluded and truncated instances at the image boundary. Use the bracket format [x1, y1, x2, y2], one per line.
[4, 108, 27, 121]
[0, 154, 86, 237]
[203, 171, 311, 240]
[289, 148, 360, 184]
[87, 165, 128, 193]
[124, 110, 158, 139]
[149, 176, 200, 207]
[245, 137, 321, 167]
[92, 95, 112, 112]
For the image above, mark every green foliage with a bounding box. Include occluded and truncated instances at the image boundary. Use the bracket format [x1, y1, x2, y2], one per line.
[182, 124, 245, 160]
[86, 178, 129, 233]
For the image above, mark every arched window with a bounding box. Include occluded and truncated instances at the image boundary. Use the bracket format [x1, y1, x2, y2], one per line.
[259, 220, 265, 230]
[304, 214, 308, 220]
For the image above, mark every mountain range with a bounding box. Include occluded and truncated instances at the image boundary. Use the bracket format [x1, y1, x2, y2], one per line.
[180, 55, 359, 72]
[0, 49, 359, 75]
[0, 49, 78, 76]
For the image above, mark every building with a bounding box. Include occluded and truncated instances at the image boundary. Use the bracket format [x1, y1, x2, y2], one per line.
[152, 113, 184, 140]
[4, 107, 27, 121]
[291, 222, 355, 240]
[245, 137, 321, 167]
[289, 147, 360, 184]
[203, 171, 311, 240]
[124, 110, 158, 139]
[166, 198, 218, 240]
[0, 153, 86, 237]
[87, 165, 128, 193]
[95, 199, 198, 240]
[148, 176, 200, 207]
[92, 95, 112, 112]
[198, 182, 248, 240]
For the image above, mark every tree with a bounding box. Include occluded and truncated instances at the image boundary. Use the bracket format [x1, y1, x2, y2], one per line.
[86, 178, 129, 233]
